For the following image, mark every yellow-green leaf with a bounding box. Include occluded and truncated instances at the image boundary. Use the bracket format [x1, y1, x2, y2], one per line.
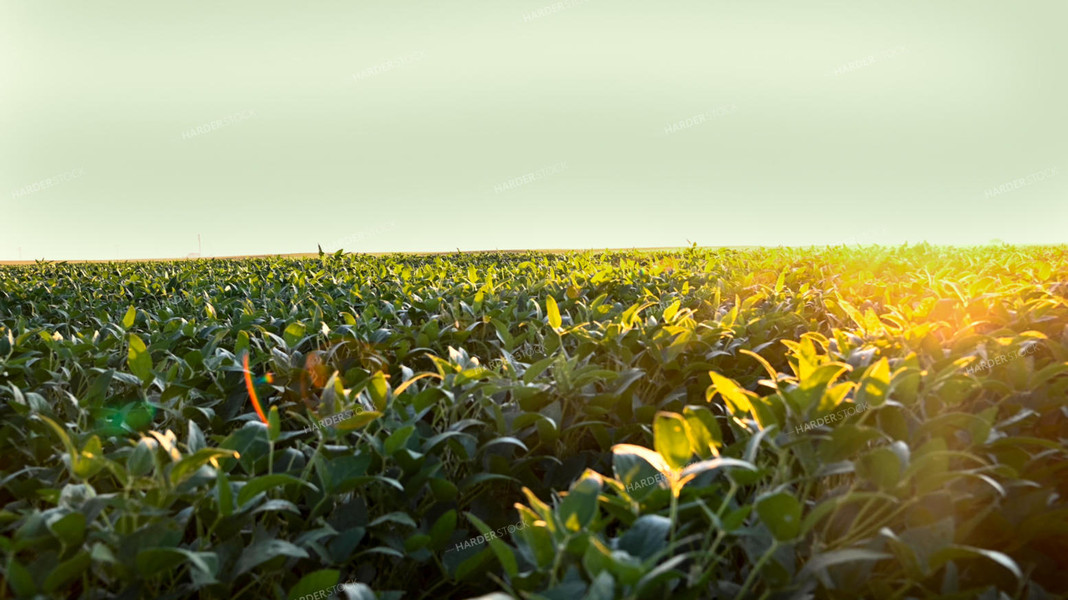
[546, 295, 562, 329]
[653, 412, 692, 471]
[336, 410, 382, 431]
[707, 371, 752, 415]
[367, 372, 389, 411]
[127, 334, 153, 383]
[267, 406, 281, 442]
[122, 306, 137, 329]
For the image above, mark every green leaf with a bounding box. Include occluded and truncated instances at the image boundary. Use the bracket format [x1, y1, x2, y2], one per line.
[288, 569, 340, 600]
[235, 539, 308, 576]
[856, 357, 891, 407]
[682, 405, 722, 458]
[756, 492, 802, 541]
[184, 422, 206, 455]
[36, 415, 80, 479]
[429, 509, 457, 551]
[536, 417, 558, 444]
[799, 548, 892, 580]
[89, 543, 118, 565]
[478, 436, 529, 454]
[136, 548, 217, 578]
[235, 330, 250, 356]
[582, 535, 613, 577]
[128, 438, 155, 477]
[707, 371, 752, 415]
[559, 470, 602, 532]
[384, 424, 415, 455]
[855, 446, 902, 491]
[635, 554, 688, 594]
[169, 448, 238, 486]
[73, 435, 105, 479]
[85, 369, 114, 401]
[611, 443, 670, 500]
[653, 412, 692, 471]
[283, 322, 306, 347]
[465, 513, 519, 578]
[454, 547, 494, 582]
[546, 295, 562, 329]
[929, 545, 1022, 581]
[678, 457, 757, 487]
[237, 474, 318, 507]
[49, 512, 86, 547]
[369, 512, 418, 528]
[217, 468, 233, 517]
[5, 557, 36, 596]
[429, 478, 458, 502]
[405, 533, 432, 553]
[722, 505, 751, 532]
[584, 571, 616, 600]
[618, 515, 671, 560]
[517, 520, 555, 568]
[43, 550, 90, 592]
[818, 425, 884, 463]
[127, 334, 153, 383]
[357, 546, 404, 559]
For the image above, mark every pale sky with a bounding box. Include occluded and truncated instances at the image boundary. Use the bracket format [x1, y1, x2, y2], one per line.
[3, 0, 1066, 260]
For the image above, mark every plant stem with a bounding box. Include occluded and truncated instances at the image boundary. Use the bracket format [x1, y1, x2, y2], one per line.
[717, 481, 738, 517]
[735, 540, 779, 600]
[549, 533, 572, 586]
[669, 481, 681, 545]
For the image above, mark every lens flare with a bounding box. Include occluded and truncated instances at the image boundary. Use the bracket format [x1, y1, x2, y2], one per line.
[243, 353, 269, 425]
[306, 353, 327, 387]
